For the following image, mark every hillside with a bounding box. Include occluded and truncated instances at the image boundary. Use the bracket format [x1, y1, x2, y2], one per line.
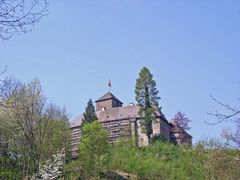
[64, 141, 240, 180]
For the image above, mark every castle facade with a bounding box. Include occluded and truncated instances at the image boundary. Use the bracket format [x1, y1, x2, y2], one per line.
[71, 92, 192, 157]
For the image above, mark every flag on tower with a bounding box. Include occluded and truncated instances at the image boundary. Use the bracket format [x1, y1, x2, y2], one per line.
[108, 80, 112, 88]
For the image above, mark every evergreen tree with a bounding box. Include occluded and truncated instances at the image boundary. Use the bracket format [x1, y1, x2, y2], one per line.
[135, 67, 160, 144]
[83, 99, 97, 125]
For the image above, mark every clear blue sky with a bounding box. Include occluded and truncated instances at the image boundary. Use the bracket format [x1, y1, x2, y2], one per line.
[1, 0, 240, 143]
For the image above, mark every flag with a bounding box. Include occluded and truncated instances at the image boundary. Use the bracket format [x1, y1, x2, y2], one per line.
[108, 80, 112, 88]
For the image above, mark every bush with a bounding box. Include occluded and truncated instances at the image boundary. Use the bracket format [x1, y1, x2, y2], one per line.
[78, 121, 109, 178]
[109, 141, 205, 179]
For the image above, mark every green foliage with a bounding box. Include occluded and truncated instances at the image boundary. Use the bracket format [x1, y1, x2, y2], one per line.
[0, 77, 71, 178]
[110, 141, 205, 179]
[195, 138, 240, 180]
[0, 156, 20, 179]
[66, 138, 240, 179]
[135, 67, 160, 108]
[135, 67, 160, 143]
[151, 134, 167, 143]
[78, 121, 110, 178]
[82, 99, 97, 126]
[41, 110, 72, 162]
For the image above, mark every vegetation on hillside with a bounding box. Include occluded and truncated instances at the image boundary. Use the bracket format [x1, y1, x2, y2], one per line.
[0, 77, 71, 179]
[78, 121, 109, 179]
[65, 122, 240, 180]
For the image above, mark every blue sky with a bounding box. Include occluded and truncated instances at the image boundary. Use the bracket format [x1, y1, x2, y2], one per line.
[0, 0, 240, 143]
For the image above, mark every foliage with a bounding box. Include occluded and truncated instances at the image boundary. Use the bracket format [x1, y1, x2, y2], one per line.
[0, 77, 71, 178]
[41, 106, 72, 162]
[151, 134, 167, 143]
[110, 140, 205, 180]
[195, 138, 240, 180]
[66, 138, 240, 179]
[31, 149, 65, 180]
[82, 99, 97, 126]
[135, 67, 160, 143]
[78, 121, 109, 178]
[173, 111, 191, 131]
[0, 156, 20, 179]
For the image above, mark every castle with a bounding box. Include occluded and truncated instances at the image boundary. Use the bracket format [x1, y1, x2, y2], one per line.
[71, 92, 192, 157]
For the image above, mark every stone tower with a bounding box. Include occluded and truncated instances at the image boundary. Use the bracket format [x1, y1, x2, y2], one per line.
[95, 92, 123, 111]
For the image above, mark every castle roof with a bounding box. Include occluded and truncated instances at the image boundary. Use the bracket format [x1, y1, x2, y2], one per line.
[96, 105, 168, 123]
[70, 115, 83, 128]
[170, 121, 192, 138]
[71, 92, 168, 128]
[95, 92, 123, 104]
[71, 105, 168, 128]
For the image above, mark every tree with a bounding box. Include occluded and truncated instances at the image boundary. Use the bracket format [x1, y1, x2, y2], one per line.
[0, 0, 49, 40]
[135, 67, 160, 144]
[195, 138, 240, 179]
[172, 112, 191, 132]
[208, 95, 240, 124]
[0, 77, 71, 178]
[208, 87, 240, 148]
[82, 99, 97, 125]
[78, 121, 109, 178]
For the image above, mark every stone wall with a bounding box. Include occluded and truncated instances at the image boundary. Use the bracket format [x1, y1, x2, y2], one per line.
[101, 119, 131, 143]
[159, 119, 171, 142]
[96, 99, 123, 111]
[96, 99, 113, 111]
[71, 126, 81, 158]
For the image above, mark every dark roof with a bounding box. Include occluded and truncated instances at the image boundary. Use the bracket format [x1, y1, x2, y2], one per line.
[70, 105, 168, 128]
[170, 121, 193, 138]
[70, 115, 83, 128]
[95, 92, 123, 104]
[96, 105, 167, 123]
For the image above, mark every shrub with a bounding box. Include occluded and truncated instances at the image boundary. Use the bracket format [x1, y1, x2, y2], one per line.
[78, 121, 109, 178]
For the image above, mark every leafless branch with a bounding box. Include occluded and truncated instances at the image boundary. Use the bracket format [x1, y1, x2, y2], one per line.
[0, 0, 49, 40]
[0, 65, 7, 76]
[206, 95, 240, 125]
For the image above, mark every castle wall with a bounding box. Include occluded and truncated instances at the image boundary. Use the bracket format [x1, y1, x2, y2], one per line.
[160, 119, 171, 142]
[101, 119, 131, 143]
[112, 99, 123, 108]
[71, 91, 193, 157]
[96, 99, 122, 111]
[153, 119, 160, 135]
[71, 126, 81, 158]
[96, 99, 113, 111]
[138, 123, 149, 147]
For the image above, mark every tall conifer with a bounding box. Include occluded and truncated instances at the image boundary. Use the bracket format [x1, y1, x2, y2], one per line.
[82, 99, 97, 125]
[135, 67, 160, 143]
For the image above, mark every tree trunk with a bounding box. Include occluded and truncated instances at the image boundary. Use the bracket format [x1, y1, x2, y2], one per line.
[134, 120, 139, 148]
[147, 135, 151, 145]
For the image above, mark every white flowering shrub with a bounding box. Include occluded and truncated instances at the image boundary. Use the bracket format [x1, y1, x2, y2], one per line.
[31, 149, 65, 180]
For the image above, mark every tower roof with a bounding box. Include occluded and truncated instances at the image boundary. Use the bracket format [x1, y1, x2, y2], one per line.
[95, 92, 123, 104]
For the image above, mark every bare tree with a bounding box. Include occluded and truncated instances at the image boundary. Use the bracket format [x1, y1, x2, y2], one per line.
[207, 95, 240, 125]
[207, 86, 240, 148]
[0, 0, 49, 40]
[172, 111, 191, 132]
